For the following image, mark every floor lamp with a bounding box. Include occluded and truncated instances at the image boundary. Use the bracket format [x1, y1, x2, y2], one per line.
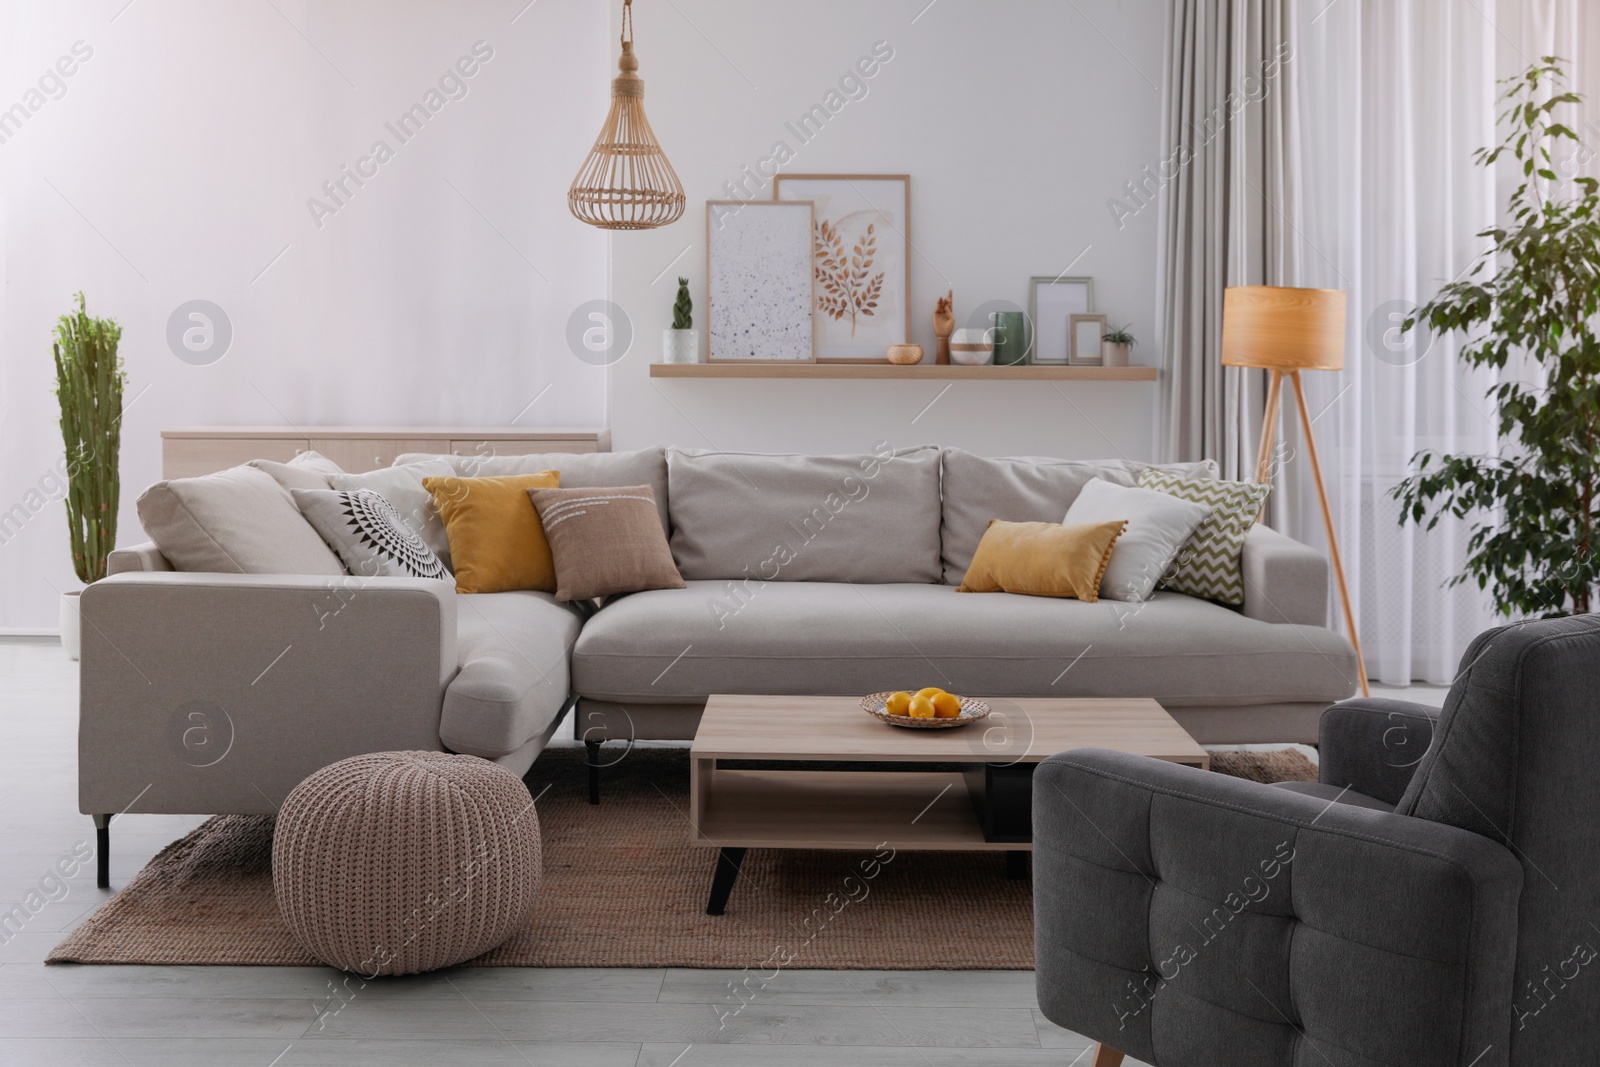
[1222, 286, 1370, 698]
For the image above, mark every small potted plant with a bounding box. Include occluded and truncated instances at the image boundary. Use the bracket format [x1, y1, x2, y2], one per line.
[1102, 324, 1136, 367]
[663, 277, 698, 364]
[53, 293, 125, 661]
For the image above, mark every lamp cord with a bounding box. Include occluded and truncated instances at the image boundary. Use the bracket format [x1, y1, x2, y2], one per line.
[621, 0, 633, 47]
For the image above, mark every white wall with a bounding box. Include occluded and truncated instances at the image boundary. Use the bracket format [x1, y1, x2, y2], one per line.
[0, 0, 609, 630]
[607, 0, 1168, 458]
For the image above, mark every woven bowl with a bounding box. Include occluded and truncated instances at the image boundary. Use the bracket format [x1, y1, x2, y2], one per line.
[860, 692, 992, 729]
[887, 343, 924, 365]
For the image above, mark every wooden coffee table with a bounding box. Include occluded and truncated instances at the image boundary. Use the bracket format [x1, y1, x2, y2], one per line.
[689, 694, 1209, 914]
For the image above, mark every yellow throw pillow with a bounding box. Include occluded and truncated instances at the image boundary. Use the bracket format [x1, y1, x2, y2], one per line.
[423, 472, 560, 594]
[957, 519, 1127, 601]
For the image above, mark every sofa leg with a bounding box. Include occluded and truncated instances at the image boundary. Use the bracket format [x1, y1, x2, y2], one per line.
[1091, 1043, 1124, 1067]
[585, 740, 602, 805]
[92, 814, 111, 889]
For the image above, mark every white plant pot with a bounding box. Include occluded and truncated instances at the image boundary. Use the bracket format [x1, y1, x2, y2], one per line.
[60, 590, 81, 661]
[662, 329, 699, 364]
[949, 327, 995, 366]
[1102, 341, 1130, 367]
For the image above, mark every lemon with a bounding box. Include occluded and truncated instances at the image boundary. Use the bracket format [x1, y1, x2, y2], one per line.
[908, 695, 937, 719]
[931, 692, 962, 719]
[885, 691, 912, 716]
[915, 687, 946, 702]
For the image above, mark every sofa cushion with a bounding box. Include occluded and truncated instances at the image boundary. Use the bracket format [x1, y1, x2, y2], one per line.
[395, 447, 670, 535]
[327, 460, 455, 568]
[136, 465, 345, 575]
[292, 488, 450, 580]
[440, 591, 582, 759]
[249, 450, 344, 493]
[530, 485, 685, 601]
[571, 580, 1358, 707]
[666, 445, 943, 584]
[939, 449, 1219, 584]
[425, 472, 561, 595]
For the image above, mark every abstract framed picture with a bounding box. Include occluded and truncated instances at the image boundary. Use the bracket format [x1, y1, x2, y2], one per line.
[1029, 276, 1094, 364]
[773, 174, 910, 362]
[706, 201, 816, 362]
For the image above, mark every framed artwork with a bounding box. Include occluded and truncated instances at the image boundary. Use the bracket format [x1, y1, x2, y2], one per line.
[706, 201, 816, 362]
[1029, 276, 1094, 364]
[1070, 313, 1108, 366]
[773, 174, 910, 362]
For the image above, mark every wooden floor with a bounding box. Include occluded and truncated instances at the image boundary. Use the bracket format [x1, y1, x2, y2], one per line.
[0, 636, 1445, 1065]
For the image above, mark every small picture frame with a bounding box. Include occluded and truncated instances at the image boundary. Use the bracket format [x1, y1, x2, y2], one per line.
[1069, 314, 1108, 366]
[1029, 276, 1094, 364]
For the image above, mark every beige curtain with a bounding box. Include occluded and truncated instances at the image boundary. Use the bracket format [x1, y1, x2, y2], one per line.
[1156, 0, 1302, 498]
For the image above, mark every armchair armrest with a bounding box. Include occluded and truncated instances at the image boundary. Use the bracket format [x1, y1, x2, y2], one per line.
[79, 572, 457, 817]
[1319, 698, 1439, 806]
[1034, 749, 1520, 1067]
[1240, 523, 1328, 627]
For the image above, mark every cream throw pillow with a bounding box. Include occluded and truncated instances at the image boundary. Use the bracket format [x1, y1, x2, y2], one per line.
[1062, 478, 1212, 602]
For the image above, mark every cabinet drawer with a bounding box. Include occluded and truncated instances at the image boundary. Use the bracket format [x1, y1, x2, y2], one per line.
[163, 437, 308, 479]
[308, 438, 445, 473]
[449, 438, 603, 460]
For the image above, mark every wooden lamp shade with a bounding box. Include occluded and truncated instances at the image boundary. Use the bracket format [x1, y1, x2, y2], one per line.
[1221, 286, 1346, 371]
[568, 0, 685, 231]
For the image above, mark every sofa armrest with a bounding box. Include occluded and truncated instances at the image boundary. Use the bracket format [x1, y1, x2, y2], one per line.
[1240, 523, 1328, 626]
[1034, 749, 1520, 1067]
[79, 572, 458, 817]
[1318, 698, 1439, 806]
[107, 541, 173, 574]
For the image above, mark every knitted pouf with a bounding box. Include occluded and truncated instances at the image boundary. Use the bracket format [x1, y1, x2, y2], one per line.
[273, 751, 541, 975]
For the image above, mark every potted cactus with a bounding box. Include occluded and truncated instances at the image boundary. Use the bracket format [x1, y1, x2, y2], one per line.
[53, 293, 125, 660]
[662, 276, 698, 363]
[1101, 324, 1136, 367]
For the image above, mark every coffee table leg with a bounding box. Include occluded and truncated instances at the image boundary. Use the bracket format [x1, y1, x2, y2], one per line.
[1006, 850, 1029, 880]
[705, 846, 747, 915]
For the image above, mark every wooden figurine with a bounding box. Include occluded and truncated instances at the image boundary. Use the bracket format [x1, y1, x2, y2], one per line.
[934, 290, 954, 365]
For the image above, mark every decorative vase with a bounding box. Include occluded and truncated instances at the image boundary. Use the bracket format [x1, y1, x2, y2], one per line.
[662, 329, 699, 364]
[1103, 341, 1130, 367]
[991, 312, 1029, 366]
[887, 343, 924, 365]
[60, 590, 81, 661]
[949, 328, 995, 366]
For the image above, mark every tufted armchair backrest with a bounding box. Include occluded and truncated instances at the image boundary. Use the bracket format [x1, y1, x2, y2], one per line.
[1397, 613, 1600, 1062]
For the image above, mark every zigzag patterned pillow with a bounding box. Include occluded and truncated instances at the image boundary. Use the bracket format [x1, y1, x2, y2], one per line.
[1137, 469, 1270, 605]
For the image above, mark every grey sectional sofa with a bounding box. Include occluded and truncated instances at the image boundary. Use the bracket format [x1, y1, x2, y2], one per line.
[80, 444, 1357, 884]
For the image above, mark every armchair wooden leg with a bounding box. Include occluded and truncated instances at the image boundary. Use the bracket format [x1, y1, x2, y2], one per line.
[1091, 1044, 1125, 1067]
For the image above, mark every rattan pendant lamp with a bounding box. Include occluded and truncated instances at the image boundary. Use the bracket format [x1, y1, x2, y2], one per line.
[568, 0, 685, 230]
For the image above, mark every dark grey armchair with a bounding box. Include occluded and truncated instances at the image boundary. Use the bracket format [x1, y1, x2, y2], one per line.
[1034, 614, 1600, 1066]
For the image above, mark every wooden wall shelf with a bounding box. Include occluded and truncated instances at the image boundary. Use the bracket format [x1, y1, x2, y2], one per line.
[649, 363, 1158, 381]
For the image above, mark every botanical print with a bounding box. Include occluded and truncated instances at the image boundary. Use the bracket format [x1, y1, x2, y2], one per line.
[814, 216, 883, 337]
[775, 176, 908, 360]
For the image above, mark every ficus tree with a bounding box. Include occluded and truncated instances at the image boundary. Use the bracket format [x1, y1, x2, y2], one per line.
[1394, 57, 1600, 617]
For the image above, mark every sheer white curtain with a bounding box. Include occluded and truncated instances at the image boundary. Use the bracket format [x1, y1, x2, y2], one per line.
[1287, 0, 1500, 684]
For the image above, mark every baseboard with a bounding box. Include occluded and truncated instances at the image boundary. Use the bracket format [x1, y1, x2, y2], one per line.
[0, 629, 60, 638]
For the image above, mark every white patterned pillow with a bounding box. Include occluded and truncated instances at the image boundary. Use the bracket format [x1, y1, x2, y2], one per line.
[292, 488, 449, 581]
[1138, 469, 1270, 605]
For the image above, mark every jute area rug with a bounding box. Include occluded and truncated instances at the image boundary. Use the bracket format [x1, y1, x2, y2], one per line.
[49, 746, 1315, 970]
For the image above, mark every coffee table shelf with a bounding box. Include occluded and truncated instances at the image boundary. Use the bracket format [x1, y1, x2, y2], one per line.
[694, 769, 999, 851]
[687, 695, 1209, 914]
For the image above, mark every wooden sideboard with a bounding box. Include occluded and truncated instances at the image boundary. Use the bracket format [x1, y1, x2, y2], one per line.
[161, 427, 612, 479]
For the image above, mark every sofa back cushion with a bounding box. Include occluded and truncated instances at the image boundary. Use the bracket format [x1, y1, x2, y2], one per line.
[394, 447, 670, 535]
[136, 465, 345, 575]
[939, 449, 1219, 584]
[667, 445, 943, 584]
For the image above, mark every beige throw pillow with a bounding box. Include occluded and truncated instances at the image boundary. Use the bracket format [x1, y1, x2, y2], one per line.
[527, 485, 685, 602]
[136, 465, 345, 575]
